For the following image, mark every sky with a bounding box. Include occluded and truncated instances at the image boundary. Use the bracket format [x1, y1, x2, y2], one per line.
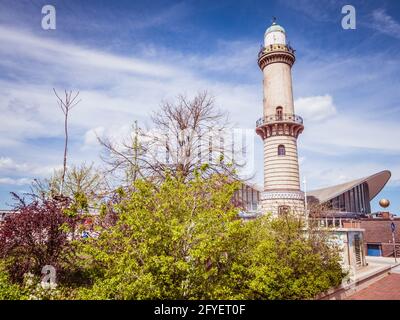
[0, 0, 399, 213]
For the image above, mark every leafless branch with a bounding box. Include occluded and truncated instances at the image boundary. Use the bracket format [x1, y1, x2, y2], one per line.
[53, 88, 81, 195]
[99, 91, 248, 187]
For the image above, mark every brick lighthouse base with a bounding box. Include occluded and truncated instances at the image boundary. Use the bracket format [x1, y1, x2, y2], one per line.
[261, 191, 305, 216]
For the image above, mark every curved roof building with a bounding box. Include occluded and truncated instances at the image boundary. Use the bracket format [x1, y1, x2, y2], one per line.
[307, 170, 391, 214]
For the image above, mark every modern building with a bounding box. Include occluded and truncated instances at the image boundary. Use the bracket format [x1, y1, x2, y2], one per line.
[306, 171, 400, 260]
[307, 171, 391, 215]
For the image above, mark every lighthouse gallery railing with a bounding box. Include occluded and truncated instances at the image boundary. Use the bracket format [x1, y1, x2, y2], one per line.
[256, 113, 303, 127]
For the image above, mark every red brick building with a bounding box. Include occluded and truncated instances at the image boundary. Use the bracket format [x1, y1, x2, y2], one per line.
[360, 217, 400, 257]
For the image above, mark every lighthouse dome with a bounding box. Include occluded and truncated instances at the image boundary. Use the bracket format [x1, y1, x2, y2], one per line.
[265, 22, 285, 34]
[264, 21, 287, 46]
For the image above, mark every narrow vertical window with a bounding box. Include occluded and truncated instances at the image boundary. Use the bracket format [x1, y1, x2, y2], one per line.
[276, 106, 283, 120]
[278, 144, 286, 156]
[278, 205, 290, 215]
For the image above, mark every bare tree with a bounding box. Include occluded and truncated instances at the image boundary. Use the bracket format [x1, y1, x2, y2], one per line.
[53, 89, 81, 195]
[99, 91, 247, 186]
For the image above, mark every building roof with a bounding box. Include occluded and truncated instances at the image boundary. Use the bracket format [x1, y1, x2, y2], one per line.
[265, 22, 285, 34]
[307, 170, 391, 204]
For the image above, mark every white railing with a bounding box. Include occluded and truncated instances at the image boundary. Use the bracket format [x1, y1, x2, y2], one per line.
[308, 217, 361, 229]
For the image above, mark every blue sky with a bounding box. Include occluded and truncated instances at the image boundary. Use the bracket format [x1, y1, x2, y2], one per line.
[0, 0, 399, 213]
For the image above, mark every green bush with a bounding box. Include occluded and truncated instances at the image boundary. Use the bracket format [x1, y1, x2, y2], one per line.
[0, 262, 24, 300]
[73, 174, 344, 300]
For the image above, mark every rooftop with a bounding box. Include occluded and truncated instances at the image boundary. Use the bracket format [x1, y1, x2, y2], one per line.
[265, 21, 285, 34]
[308, 170, 391, 204]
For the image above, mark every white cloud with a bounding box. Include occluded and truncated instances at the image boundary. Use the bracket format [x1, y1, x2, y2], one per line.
[0, 157, 14, 168]
[0, 177, 32, 186]
[301, 114, 400, 153]
[0, 25, 261, 150]
[0, 157, 29, 171]
[187, 40, 257, 74]
[0, 156, 55, 178]
[0, 22, 399, 203]
[295, 94, 337, 122]
[0, 26, 177, 79]
[371, 9, 400, 39]
[83, 127, 105, 149]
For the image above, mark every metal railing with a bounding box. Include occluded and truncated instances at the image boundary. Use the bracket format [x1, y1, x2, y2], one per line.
[256, 113, 303, 127]
[308, 217, 361, 229]
[258, 44, 296, 57]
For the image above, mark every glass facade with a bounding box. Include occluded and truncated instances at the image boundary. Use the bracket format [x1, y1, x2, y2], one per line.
[233, 184, 260, 212]
[327, 182, 371, 214]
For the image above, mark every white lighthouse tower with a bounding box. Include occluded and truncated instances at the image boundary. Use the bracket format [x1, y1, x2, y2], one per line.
[255, 20, 305, 215]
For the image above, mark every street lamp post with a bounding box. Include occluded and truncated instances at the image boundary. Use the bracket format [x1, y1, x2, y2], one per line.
[379, 199, 397, 263]
[391, 221, 397, 263]
[303, 177, 308, 228]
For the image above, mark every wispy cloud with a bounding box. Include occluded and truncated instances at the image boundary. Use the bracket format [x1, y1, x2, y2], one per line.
[295, 95, 337, 122]
[0, 26, 177, 78]
[0, 4, 399, 210]
[0, 157, 30, 172]
[0, 177, 32, 186]
[279, 0, 339, 22]
[370, 9, 400, 39]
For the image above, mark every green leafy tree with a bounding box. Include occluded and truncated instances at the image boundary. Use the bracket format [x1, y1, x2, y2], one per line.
[74, 173, 344, 300]
[31, 163, 107, 212]
[244, 214, 345, 299]
[76, 173, 247, 299]
[0, 262, 25, 300]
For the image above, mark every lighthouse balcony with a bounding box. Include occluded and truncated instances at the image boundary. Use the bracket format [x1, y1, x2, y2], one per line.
[256, 113, 303, 127]
[258, 44, 295, 58]
[258, 44, 296, 69]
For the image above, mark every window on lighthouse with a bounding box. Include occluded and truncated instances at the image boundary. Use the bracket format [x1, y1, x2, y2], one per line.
[278, 144, 286, 156]
[278, 205, 290, 216]
[276, 106, 283, 120]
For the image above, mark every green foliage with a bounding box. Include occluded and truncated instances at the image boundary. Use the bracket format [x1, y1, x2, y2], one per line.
[64, 192, 89, 217]
[21, 273, 74, 300]
[0, 265, 77, 300]
[1, 173, 345, 300]
[0, 262, 25, 300]
[31, 163, 105, 205]
[73, 175, 344, 300]
[76, 174, 245, 299]
[244, 215, 345, 299]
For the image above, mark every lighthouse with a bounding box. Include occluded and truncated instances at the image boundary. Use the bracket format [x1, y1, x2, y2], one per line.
[255, 20, 305, 216]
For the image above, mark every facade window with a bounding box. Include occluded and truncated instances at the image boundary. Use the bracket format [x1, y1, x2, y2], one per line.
[339, 193, 345, 211]
[353, 234, 363, 266]
[233, 184, 260, 212]
[278, 205, 290, 215]
[278, 144, 286, 156]
[276, 106, 283, 120]
[327, 183, 372, 214]
[367, 244, 382, 257]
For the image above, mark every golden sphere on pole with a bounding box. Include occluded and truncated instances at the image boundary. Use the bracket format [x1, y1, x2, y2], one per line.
[379, 199, 390, 208]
